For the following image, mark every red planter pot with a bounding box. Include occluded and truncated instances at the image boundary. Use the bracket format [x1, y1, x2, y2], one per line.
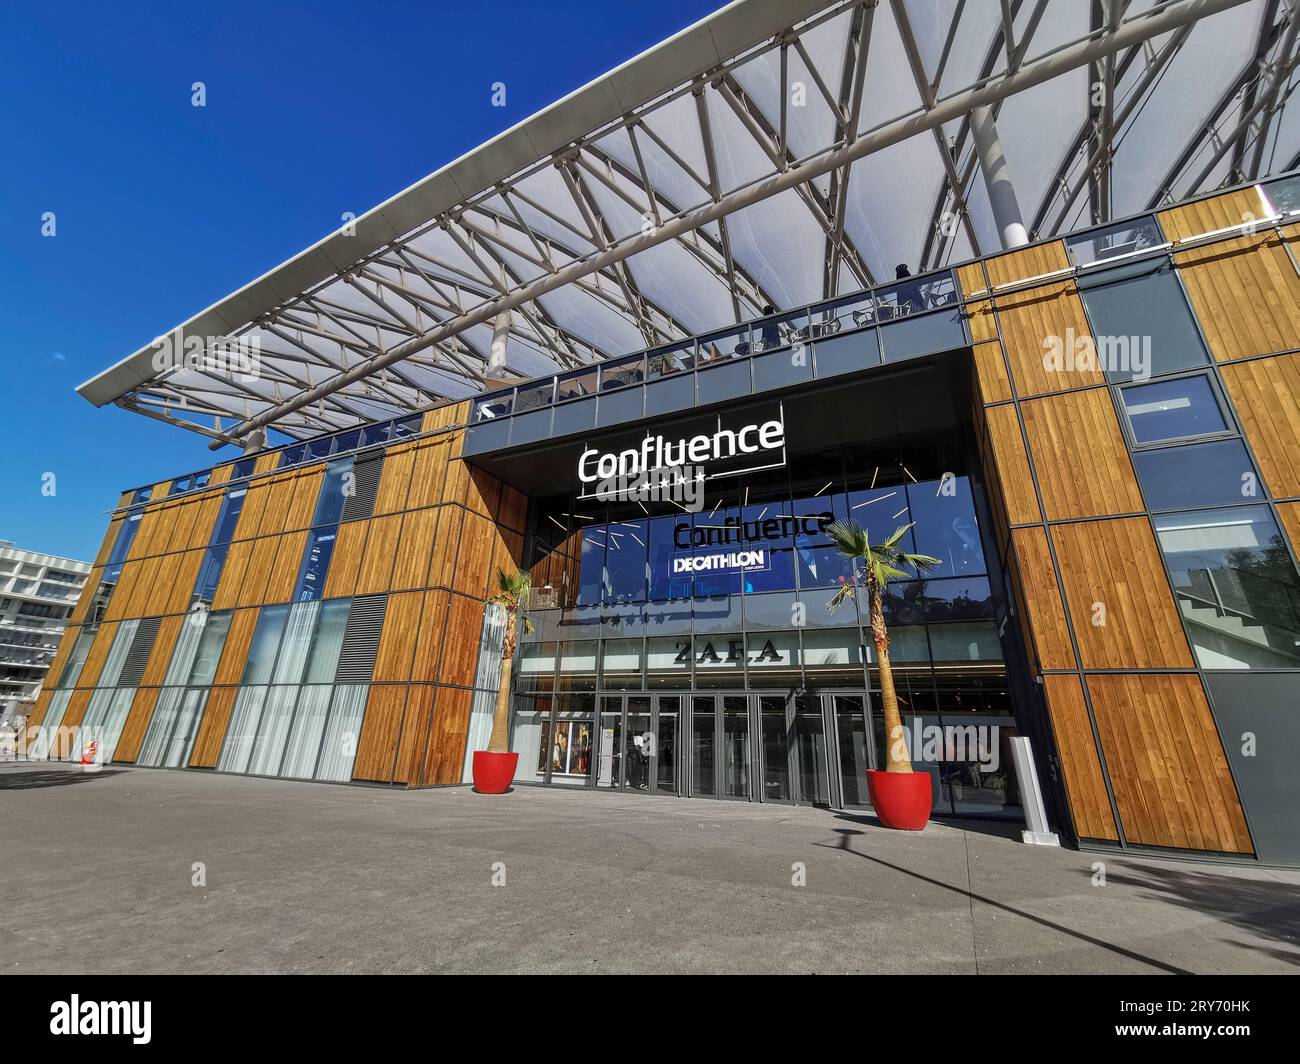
[866, 769, 932, 830]
[472, 751, 519, 794]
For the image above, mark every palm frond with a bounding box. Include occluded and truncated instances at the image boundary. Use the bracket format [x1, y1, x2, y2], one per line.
[825, 582, 856, 613]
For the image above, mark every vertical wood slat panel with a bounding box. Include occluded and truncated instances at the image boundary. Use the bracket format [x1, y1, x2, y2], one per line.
[187, 492, 225, 549]
[1021, 387, 1143, 519]
[51, 691, 93, 758]
[373, 443, 416, 515]
[1051, 517, 1195, 669]
[70, 567, 104, 624]
[972, 339, 1012, 402]
[954, 260, 988, 298]
[76, 622, 121, 689]
[264, 533, 308, 604]
[1278, 502, 1300, 557]
[233, 478, 272, 540]
[323, 520, 369, 598]
[1173, 231, 1300, 362]
[93, 517, 124, 567]
[237, 538, 280, 606]
[25, 691, 53, 728]
[423, 687, 474, 785]
[464, 465, 503, 519]
[112, 688, 161, 764]
[983, 405, 1041, 524]
[406, 438, 452, 509]
[495, 484, 528, 535]
[391, 508, 438, 590]
[372, 592, 424, 682]
[982, 240, 1071, 289]
[213, 609, 259, 685]
[453, 512, 495, 597]
[393, 686, 437, 785]
[351, 686, 409, 782]
[142, 554, 177, 617]
[1009, 527, 1077, 670]
[165, 550, 205, 615]
[1041, 674, 1118, 841]
[410, 592, 449, 682]
[1221, 352, 1300, 498]
[354, 515, 402, 594]
[994, 281, 1105, 397]
[211, 540, 254, 610]
[103, 562, 138, 621]
[439, 595, 483, 687]
[254, 475, 296, 537]
[43, 626, 80, 691]
[428, 507, 465, 588]
[1156, 187, 1266, 241]
[139, 618, 183, 686]
[252, 452, 280, 475]
[284, 468, 324, 531]
[1088, 673, 1252, 854]
[188, 688, 239, 768]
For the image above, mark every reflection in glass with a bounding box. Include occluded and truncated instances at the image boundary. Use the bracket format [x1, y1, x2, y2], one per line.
[1133, 439, 1257, 510]
[760, 695, 790, 801]
[721, 696, 750, 798]
[656, 697, 680, 794]
[691, 696, 716, 796]
[1122, 375, 1226, 443]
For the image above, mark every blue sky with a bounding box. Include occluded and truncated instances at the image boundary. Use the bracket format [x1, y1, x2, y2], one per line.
[0, 0, 719, 561]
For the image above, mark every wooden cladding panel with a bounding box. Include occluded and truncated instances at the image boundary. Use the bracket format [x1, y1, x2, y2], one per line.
[453, 512, 495, 597]
[1041, 674, 1118, 841]
[252, 452, 280, 475]
[373, 592, 424, 682]
[443, 453, 471, 509]
[212, 540, 253, 610]
[103, 562, 138, 621]
[139, 618, 183, 686]
[983, 405, 1041, 524]
[264, 533, 308, 604]
[410, 592, 449, 682]
[236, 537, 279, 607]
[994, 281, 1105, 397]
[93, 518, 124, 567]
[464, 465, 503, 518]
[323, 519, 368, 598]
[1221, 352, 1300, 498]
[406, 438, 452, 509]
[44, 627, 80, 691]
[354, 515, 401, 595]
[965, 300, 1000, 346]
[391, 508, 438, 591]
[428, 507, 464, 589]
[1051, 517, 1194, 669]
[983, 240, 1070, 289]
[26, 691, 53, 729]
[489, 528, 526, 583]
[1009, 527, 1076, 670]
[76, 622, 120, 689]
[1021, 387, 1142, 519]
[496, 485, 528, 535]
[955, 260, 988, 299]
[188, 688, 238, 768]
[254, 474, 298, 537]
[1174, 231, 1300, 362]
[440, 595, 484, 687]
[374, 443, 416, 515]
[972, 339, 1012, 403]
[1088, 673, 1252, 854]
[284, 468, 324, 531]
[69, 568, 103, 624]
[1157, 187, 1267, 242]
[351, 686, 408, 782]
[52, 691, 93, 758]
[210, 463, 234, 486]
[393, 686, 436, 785]
[423, 687, 474, 786]
[165, 550, 205, 615]
[213, 609, 258, 685]
[1278, 502, 1300, 557]
[233, 478, 273, 540]
[188, 493, 224, 549]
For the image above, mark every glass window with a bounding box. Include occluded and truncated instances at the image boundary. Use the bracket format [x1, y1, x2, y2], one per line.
[475, 391, 514, 421]
[312, 458, 354, 527]
[742, 631, 798, 687]
[56, 628, 97, 688]
[648, 515, 693, 601]
[210, 487, 247, 544]
[604, 519, 648, 603]
[279, 444, 308, 468]
[927, 621, 1003, 665]
[1134, 439, 1259, 510]
[105, 510, 143, 575]
[280, 685, 333, 779]
[751, 309, 807, 353]
[698, 325, 751, 362]
[645, 342, 694, 379]
[1153, 506, 1300, 669]
[192, 545, 228, 606]
[800, 628, 865, 687]
[315, 685, 368, 781]
[1066, 216, 1163, 265]
[600, 356, 645, 391]
[230, 458, 256, 480]
[556, 367, 598, 402]
[303, 598, 351, 683]
[242, 605, 290, 685]
[1077, 257, 1210, 382]
[1261, 174, 1300, 215]
[809, 293, 876, 336]
[247, 686, 299, 776]
[906, 475, 985, 577]
[186, 610, 233, 686]
[646, 635, 692, 688]
[295, 526, 337, 602]
[884, 576, 994, 625]
[272, 601, 322, 685]
[217, 687, 266, 773]
[557, 640, 597, 692]
[1121, 375, 1227, 444]
[600, 638, 643, 689]
[515, 379, 555, 412]
[692, 633, 746, 688]
[517, 642, 557, 693]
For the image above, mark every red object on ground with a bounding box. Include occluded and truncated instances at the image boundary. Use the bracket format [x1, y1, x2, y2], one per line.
[80, 739, 98, 766]
[866, 769, 932, 830]
[472, 751, 519, 794]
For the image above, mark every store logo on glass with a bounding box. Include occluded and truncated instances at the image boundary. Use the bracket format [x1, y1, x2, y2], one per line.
[577, 408, 786, 511]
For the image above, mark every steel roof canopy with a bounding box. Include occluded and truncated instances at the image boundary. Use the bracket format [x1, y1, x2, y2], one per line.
[79, 0, 1298, 447]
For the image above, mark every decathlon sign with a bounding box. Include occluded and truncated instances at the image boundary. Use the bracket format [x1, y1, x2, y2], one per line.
[576, 409, 786, 502]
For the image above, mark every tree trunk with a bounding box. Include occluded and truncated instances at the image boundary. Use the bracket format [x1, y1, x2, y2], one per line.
[485, 610, 516, 754]
[870, 580, 913, 773]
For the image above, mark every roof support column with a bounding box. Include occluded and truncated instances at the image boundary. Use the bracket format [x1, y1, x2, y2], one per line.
[241, 427, 268, 455]
[488, 308, 510, 373]
[970, 104, 1030, 249]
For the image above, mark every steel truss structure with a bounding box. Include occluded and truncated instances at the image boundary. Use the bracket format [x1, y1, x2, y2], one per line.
[78, 0, 1300, 447]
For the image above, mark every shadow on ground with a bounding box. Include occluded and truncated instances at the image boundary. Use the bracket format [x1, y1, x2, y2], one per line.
[822, 825, 1194, 973]
[1097, 862, 1300, 968]
[0, 766, 124, 789]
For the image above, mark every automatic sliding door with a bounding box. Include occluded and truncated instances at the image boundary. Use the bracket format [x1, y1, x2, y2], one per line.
[625, 696, 652, 793]
[597, 695, 623, 789]
[793, 695, 830, 806]
[759, 694, 791, 803]
[720, 695, 751, 799]
[655, 696, 680, 795]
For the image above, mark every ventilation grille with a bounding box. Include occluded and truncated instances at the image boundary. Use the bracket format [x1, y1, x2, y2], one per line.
[117, 617, 161, 687]
[342, 455, 383, 522]
[334, 595, 387, 683]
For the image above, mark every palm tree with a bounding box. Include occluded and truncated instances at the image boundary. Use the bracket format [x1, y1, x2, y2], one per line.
[826, 520, 939, 773]
[485, 567, 534, 754]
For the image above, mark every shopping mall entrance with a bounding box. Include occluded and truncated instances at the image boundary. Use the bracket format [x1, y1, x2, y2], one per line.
[586, 690, 875, 809]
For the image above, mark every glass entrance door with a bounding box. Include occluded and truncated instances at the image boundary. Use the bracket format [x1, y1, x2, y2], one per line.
[690, 695, 716, 797]
[654, 695, 681, 795]
[598, 694, 654, 793]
